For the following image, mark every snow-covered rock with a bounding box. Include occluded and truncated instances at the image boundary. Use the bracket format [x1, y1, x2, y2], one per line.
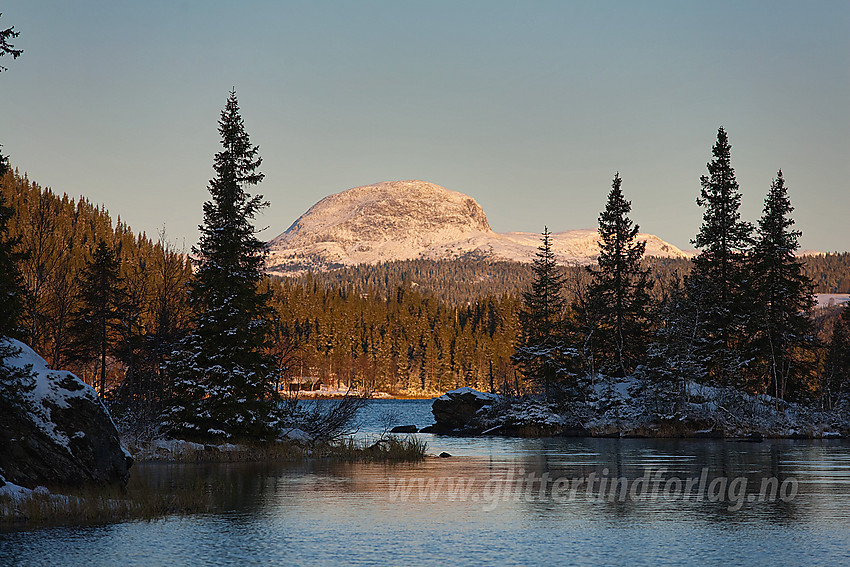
[426, 375, 850, 439]
[266, 180, 688, 275]
[431, 387, 500, 432]
[0, 338, 132, 489]
[280, 428, 313, 442]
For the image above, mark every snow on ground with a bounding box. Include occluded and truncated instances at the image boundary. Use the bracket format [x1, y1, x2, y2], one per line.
[449, 377, 850, 438]
[266, 180, 687, 275]
[288, 383, 394, 398]
[0, 476, 35, 501]
[437, 386, 500, 402]
[815, 294, 850, 309]
[280, 428, 313, 442]
[3, 338, 108, 453]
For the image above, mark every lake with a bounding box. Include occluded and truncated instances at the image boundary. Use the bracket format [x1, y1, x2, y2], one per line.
[2, 399, 850, 566]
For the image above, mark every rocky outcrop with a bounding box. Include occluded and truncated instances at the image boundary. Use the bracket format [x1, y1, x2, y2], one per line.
[0, 339, 132, 489]
[431, 387, 499, 433]
[426, 377, 850, 440]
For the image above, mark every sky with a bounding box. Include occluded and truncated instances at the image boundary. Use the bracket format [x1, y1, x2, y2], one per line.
[1, 1, 848, 253]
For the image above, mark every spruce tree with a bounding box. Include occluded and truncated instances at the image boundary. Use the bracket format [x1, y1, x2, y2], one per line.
[688, 127, 754, 387]
[0, 127, 34, 412]
[749, 170, 814, 399]
[165, 90, 277, 441]
[824, 305, 850, 409]
[67, 239, 126, 396]
[512, 227, 570, 399]
[586, 173, 653, 376]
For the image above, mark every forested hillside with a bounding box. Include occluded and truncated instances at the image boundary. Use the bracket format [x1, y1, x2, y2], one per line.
[282, 254, 850, 306]
[0, 169, 521, 398]
[3, 155, 850, 404]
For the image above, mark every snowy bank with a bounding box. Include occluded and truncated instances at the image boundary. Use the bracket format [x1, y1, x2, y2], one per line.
[428, 380, 850, 439]
[0, 338, 132, 489]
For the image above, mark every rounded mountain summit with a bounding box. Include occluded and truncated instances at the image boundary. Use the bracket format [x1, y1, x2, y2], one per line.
[266, 180, 686, 275]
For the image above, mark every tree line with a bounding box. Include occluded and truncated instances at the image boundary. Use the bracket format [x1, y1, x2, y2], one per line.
[2, 82, 849, 441]
[515, 127, 850, 409]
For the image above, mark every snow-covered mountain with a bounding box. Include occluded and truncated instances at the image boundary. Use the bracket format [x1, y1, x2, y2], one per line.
[266, 180, 688, 275]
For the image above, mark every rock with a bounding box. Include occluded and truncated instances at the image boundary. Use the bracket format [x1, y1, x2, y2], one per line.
[431, 387, 499, 432]
[418, 425, 437, 433]
[390, 425, 418, 433]
[439, 452, 452, 458]
[281, 428, 313, 443]
[0, 339, 132, 489]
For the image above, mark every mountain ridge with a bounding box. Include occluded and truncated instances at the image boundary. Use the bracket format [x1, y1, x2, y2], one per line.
[266, 180, 689, 276]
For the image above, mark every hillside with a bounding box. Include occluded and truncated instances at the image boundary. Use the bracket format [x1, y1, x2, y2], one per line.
[266, 180, 688, 275]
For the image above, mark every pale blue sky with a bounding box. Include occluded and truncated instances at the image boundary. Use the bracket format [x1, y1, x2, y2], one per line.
[2, 1, 848, 252]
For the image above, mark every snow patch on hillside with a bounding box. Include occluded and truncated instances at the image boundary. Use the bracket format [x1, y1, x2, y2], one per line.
[266, 180, 688, 275]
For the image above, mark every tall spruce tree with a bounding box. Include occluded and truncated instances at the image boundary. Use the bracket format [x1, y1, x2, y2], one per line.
[165, 90, 277, 441]
[688, 127, 754, 387]
[586, 173, 653, 376]
[749, 170, 814, 399]
[67, 239, 126, 396]
[512, 227, 570, 399]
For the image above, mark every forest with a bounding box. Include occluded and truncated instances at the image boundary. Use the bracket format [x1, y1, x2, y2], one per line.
[2, 167, 850, 411]
[1, 84, 850, 442]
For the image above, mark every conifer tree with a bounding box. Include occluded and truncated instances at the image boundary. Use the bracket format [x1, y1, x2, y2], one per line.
[0, 185, 25, 339]
[513, 227, 570, 398]
[165, 90, 277, 441]
[824, 305, 850, 409]
[688, 127, 754, 386]
[749, 170, 814, 399]
[586, 173, 653, 376]
[0, 12, 23, 73]
[67, 239, 126, 396]
[0, 13, 24, 338]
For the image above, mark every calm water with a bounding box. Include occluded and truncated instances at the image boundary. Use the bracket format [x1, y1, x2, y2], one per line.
[2, 399, 850, 566]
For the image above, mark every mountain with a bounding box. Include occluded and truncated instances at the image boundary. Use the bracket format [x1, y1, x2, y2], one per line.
[266, 180, 688, 276]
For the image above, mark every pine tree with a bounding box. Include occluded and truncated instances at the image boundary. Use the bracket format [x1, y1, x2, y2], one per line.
[688, 127, 754, 387]
[512, 227, 571, 399]
[165, 90, 277, 441]
[749, 170, 814, 399]
[824, 305, 850, 409]
[67, 239, 126, 396]
[586, 173, 654, 376]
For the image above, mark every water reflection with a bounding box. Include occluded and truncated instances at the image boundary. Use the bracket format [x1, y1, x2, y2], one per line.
[2, 400, 850, 566]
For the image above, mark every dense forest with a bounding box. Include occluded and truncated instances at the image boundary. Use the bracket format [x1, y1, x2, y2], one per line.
[0, 169, 526, 405]
[2, 78, 850, 446]
[287, 254, 850, 306]
[2, 163, 850, 407]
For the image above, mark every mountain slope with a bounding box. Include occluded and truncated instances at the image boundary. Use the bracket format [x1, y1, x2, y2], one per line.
[267, 180, 688, 275]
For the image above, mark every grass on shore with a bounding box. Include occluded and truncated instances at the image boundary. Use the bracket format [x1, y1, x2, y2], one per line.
[315, 435, 428, 462]
[1, 477, 219, 530]
[1, 434, 428, 530]
[131, 434, 427, 463]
